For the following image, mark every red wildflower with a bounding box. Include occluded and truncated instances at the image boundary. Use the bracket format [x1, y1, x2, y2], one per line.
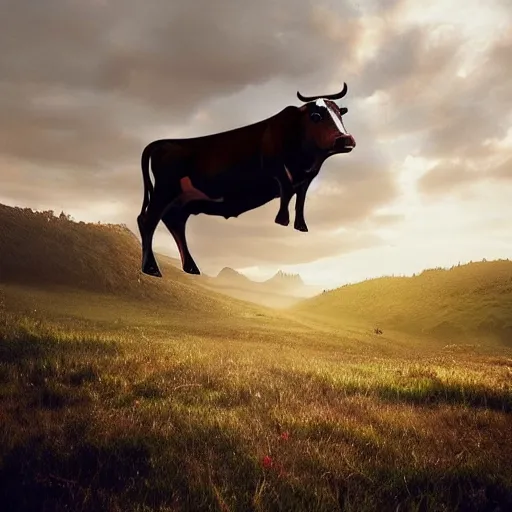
[262, 455, 273, 469]
[280, 431, 290, 441]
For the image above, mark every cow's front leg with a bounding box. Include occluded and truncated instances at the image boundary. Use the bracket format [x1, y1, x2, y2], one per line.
[274, 166, 295, 227]
[294, 179, 312, 232]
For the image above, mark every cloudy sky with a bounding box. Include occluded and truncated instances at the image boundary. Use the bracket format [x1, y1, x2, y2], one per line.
[1, 0, 511, 288]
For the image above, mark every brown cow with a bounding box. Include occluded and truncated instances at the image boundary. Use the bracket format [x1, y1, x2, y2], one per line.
[137, 83, 356, 277]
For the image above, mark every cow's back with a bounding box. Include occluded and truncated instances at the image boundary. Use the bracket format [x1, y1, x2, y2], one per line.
[149, 107, 295, 198]
[171, 107, 295, 172]
[186, 118, 269, 176]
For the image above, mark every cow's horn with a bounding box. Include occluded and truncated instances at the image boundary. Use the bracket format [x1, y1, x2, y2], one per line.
[296, 82, 348, 102]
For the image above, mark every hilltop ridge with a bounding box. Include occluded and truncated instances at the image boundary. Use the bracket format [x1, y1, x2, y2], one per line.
[0, 202, 321, 311]
[0, 203, 260, 315]
[294, 260, 512, 343]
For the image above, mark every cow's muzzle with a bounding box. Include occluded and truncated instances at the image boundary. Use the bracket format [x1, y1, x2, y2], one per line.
[334, 134, 356, 153]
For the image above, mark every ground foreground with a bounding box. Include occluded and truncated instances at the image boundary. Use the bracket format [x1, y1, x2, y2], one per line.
[1, 285, 511, 512]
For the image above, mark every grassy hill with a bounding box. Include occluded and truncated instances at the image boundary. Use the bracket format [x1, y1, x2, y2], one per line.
[0, 203, 266, 318]
[294, 260, 512, 343]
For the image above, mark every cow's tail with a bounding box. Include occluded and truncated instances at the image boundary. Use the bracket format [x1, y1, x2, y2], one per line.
[139, 142, 156, 217]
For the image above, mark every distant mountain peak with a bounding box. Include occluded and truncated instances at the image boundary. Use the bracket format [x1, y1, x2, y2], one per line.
[216, 267, 250, 282]
[217, 267, 240, 277]
[267, 270, 304, 286]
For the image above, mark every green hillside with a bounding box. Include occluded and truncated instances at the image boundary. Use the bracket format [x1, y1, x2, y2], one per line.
[294, 260, 512, 343]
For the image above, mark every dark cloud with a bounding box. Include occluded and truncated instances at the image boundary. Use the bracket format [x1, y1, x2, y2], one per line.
[8, 0, 510, 272]
[358, 23, 512, 161]
[0, 91, 141, 171]
[354, 24, 464, 100]
[419, 31, 512, 192]
[0, 0, 364, 180]
[0, 0, 357, 116]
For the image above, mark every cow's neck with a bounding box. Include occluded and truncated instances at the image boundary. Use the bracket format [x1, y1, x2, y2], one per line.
[284, 146, 317, 175]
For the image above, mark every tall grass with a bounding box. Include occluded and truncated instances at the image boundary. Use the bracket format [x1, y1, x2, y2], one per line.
[1, 289, 511, 511]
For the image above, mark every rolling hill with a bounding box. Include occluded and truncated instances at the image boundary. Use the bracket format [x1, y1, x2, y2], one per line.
[0, 202, 321, 313]
[3, 202, 512, 343]
[0, 203, 264, 317]
[293, 260, 512, 343]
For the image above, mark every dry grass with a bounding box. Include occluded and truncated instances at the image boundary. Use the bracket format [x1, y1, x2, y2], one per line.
[1, 204, 512, 510]
[1, 285, 511, 512]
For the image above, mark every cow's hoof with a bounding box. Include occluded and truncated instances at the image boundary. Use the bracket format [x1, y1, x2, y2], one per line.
[184, 263, 201, 275]
[275, 211, 290, 227]
[142, 265, 162, 278]
[142, 253, 162, 278]
[294, 220, 308, 232]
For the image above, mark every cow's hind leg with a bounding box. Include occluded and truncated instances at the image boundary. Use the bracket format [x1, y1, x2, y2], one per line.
[137, 188, 171, 278]
[137, 217, 161, 278]
[161, 210, 200, 275]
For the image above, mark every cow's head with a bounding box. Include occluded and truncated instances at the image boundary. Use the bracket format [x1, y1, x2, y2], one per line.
[296, 82, 356, 156]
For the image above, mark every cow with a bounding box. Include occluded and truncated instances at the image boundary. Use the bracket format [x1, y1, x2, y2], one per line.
[137, 83, 356, 278]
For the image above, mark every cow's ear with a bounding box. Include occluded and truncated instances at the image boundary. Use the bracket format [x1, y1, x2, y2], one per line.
[262, 106, 302, 158]
[339, 107, 348, 116]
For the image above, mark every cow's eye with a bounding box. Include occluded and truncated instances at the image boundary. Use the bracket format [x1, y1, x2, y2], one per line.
[310, 112, 322, 123]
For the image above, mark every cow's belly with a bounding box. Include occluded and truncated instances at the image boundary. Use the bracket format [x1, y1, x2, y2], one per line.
[186, 174, 279, 219]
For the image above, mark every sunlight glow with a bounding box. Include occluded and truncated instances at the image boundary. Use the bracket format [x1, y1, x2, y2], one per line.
[279, 178, 512, 288]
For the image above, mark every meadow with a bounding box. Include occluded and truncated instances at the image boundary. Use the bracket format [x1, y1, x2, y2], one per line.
[1, 204, 511, 511]
[1, 283, 511, 512]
